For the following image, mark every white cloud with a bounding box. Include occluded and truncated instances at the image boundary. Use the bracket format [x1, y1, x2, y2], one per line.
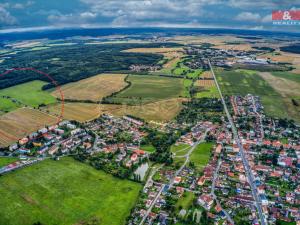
[235, 12, 261, 22]
[261, 14, 272, 23]
[80, 12, 97, 19]
[229, 0, 296, 9]
[0, 6, 17, 26]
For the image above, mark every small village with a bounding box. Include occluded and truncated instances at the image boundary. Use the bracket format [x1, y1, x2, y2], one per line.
[0, 94, 300, 225]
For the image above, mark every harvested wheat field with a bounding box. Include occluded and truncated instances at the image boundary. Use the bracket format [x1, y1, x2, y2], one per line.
[195, 79, 215, 87]
[214, 43, 254, 51]
[0, 108, 57, 147]
[169, 35, 243, 45]
[262, 51, 300, 74]
[45, 103, 102, 122]
[93, 98, 185, 122]
[52, 74, 128, 102]
[200, 71, 213, 79]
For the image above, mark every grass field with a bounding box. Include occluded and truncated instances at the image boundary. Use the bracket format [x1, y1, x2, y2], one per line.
[52, 74, 128, 101]
[0, 157, 18, 167]
[171, 144, 191, 157]
[104, 98, 185, 122]
[0, 157, 141, 225]
[175, 192, 195, 213]
[0, 108, 57, 147]
[258, 72, 300, 122]
[0, 81, 57, 112]
[109, 75, 184, 104]
[195, 86, 219, 99]
[216, 69, 289, 120]
[44, 103, 101, 122]
[272, 71, 300, 83]
[140, 145, 156, 153]
[190, 142, 213, 170]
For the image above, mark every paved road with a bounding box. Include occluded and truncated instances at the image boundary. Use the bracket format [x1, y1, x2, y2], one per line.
[211, 158, 235, 225]
[139, 130, 209, 225]
[208, 59, 267, 225]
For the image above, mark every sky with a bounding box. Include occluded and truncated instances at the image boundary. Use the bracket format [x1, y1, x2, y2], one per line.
[0, 0, 300, 33]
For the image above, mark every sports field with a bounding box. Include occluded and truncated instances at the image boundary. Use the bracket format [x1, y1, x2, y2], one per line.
[52, 74, 128, 101]
[109, 75, 184, 104]
[0, 108, 57, 147]
[0, 80, 56, 112]
[0, 157, 141, 225]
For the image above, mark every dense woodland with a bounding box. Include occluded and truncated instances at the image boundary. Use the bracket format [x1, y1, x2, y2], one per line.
[280, 44, 300, 54]
[0, 42, 180, 89]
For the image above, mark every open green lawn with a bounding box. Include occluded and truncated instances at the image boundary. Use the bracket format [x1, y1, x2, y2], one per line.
[195, 86, 219, 98]
[171, 144, 191, 157]
[216, 69, 288, 119]
[0, 157, 141, 225]
[183, 79, 193, 97]
[186, 69, 202, 79]
[175, 192, 195, 213]
[0, 157, 18, 167]
[110, 75, 184, 104]
[0, 80, 57, 112]
[140, 144, 156, 153]
[190, 142, 213, 170]
[0, 98, 19, 113]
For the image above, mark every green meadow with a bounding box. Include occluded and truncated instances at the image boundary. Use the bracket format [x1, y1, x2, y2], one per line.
[0, 80, 57, 112]
[109, 75, 184, 104]
[0, 157, 141, 225]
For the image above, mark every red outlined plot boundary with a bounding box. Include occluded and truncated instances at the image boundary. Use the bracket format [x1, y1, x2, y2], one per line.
[0, 68, 64, 143]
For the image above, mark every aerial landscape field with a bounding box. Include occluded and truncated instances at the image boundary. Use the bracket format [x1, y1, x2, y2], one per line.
[0, 157, 141, 225]
[1, 1, 300, 224]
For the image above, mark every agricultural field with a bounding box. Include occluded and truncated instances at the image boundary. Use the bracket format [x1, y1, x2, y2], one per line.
[0, 80, 57, 113]
[103, 98, 185, 122]
[190, 142, 213, 170]
[44, 103, 101, 122]
[195, 79, 215, 88]
[46, 98, 184, 123]
[0, 108, 57, 147]
[52, 74, 128, 102]
[124, 47, 185, 75]
[258, 72, 300, 122]
[261, 51, 300, 74]
[123, 47, 183, 54]
[200, 71, 213, 79]
[194, 77, 218, 99]
[107, 75, 185, 104]
[216, 69, 289, 120]
[195, 86, 219, 99]
[0, 157, 141, 225]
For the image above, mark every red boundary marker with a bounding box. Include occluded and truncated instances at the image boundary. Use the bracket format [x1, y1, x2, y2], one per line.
[0, 68, 64, 142]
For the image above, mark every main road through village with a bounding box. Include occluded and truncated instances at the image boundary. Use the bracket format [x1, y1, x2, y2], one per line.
[208, 59, 267, 225]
